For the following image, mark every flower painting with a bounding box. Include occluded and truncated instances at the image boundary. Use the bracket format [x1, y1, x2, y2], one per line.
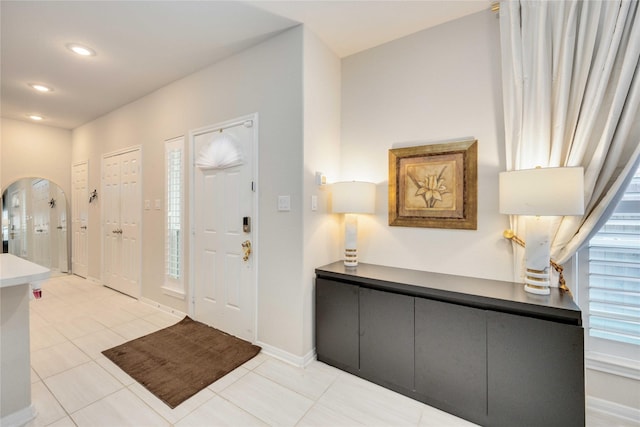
[414, 172, 447, 208]
[389, 140, 477, 229]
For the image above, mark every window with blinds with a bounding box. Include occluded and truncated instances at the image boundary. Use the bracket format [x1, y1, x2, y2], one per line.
[164, 137, 184, 295]
[587, 165, 640, 351]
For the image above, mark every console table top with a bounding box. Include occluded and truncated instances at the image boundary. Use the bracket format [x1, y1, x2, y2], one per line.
[316, 261, 582, 325]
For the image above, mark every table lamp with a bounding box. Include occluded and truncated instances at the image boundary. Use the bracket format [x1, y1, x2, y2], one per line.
[332, 181, 376, 267]
[499, 167, 584, 295]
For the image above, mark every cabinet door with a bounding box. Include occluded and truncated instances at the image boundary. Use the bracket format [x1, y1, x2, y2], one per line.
[415, 298, 487, 424]
[359, 287, 414, 391]
[315, 278, 359, 371]
[487, 311, 585, 427]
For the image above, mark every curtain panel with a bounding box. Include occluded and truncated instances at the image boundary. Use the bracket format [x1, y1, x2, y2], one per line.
[499, 0, 640, 288]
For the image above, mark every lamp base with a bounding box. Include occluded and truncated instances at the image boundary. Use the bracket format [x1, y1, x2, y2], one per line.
[523, 283, 551, 295]
[344, 248, 358, 267]
[523, 268, 550, 295]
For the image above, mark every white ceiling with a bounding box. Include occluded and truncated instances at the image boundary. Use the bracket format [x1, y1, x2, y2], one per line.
[1, 1, 490, 130]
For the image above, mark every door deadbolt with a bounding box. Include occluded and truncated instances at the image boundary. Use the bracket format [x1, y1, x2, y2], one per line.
[243, 216, 251, 233]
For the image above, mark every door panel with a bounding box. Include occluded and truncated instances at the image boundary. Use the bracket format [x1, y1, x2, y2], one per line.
[103, 149, 141, 298]
[9, 189, 25, 257]
[119, 151, 140, 296]
[415, 298, 487, 424]
[315, 278, 359, 371]
[72, 162, 89, 277]
[359, 287, 415, 392]
[31, 179, 50, 268]
[194, 118, 255, 341]
[487, 311, 585, 427]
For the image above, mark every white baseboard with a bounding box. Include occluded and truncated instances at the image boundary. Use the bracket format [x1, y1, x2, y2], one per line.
[586, 351, 640, 381]
[587, 396, 640, 426]
[256, 341, 316, 368]
[0, 404, 37, 427]
[138, 297, 186, 319]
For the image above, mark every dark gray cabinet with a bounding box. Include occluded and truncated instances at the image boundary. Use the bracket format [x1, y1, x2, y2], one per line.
[315, 262, 584, 427]
[360, 287, 414, 393]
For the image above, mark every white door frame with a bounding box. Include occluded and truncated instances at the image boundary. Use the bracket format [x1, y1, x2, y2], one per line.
[188, 113, 259, 342]
[101, 145, 142, 297]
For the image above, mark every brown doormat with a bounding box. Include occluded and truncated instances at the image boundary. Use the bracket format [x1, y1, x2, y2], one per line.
[102, 316, 261, 408]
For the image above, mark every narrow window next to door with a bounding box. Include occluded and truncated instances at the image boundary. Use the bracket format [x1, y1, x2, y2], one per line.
[163, 136, 185, 299]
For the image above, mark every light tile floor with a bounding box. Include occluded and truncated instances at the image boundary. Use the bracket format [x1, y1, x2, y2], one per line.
[27, 274, 477, 427]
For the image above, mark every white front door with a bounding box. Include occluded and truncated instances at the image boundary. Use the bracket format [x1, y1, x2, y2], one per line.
[103, 149, 141, 298]
[193, 116, 256, 342]
[72, 161, 89, 277]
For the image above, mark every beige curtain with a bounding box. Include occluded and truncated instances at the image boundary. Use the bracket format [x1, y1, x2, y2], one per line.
[500, 0, 640, 288]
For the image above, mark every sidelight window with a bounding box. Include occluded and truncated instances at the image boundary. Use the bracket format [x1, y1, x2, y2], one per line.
[164, 136, 184, 297]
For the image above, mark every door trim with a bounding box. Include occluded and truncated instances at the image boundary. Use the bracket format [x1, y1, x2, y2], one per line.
[188, 113, 259, 342]
[101, 145, 142, 297]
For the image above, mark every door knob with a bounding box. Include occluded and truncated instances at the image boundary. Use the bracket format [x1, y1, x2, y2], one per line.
[81, 226, 87, 230]
[242, 240, 252, 261]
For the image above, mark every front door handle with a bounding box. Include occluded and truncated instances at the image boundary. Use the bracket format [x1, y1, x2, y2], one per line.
[242, 240, 252, 261]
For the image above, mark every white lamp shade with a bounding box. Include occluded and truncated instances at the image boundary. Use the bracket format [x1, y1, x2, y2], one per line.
[499, 167, 585, 216]
[332, 181, 376, 214]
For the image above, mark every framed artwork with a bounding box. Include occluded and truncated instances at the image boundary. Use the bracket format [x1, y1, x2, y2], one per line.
[388, 139, 477, 229]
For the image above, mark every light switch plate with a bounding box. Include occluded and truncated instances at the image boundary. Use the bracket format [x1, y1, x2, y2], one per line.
[311, 195, 318, 211]
[154, 199, 161, 210]
[144, 200, 151, 210]
[278, 195, 291, 211]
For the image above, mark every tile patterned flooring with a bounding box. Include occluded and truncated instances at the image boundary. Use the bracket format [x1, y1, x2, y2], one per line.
[26, 274, 477, 426]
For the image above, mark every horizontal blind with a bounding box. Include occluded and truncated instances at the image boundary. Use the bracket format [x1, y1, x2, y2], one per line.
[588, 167, 640, 346]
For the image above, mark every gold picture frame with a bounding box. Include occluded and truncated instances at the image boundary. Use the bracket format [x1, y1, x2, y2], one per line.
[388, 139, 477, 229]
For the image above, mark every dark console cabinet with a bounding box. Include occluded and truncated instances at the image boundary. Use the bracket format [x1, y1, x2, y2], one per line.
[315, 262, 585, 427]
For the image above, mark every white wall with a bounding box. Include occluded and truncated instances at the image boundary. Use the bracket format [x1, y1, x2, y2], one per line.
[340, 10, 512, 282]
[302, 28, 342, 357]
[72, 26, 307, 357]
[1, 118, 72, 197]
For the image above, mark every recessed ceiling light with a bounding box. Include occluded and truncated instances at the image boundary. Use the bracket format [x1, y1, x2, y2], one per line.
[29, 83, 53, 93]
[28, 114, 44, 121]
[66, 43, 96, 57]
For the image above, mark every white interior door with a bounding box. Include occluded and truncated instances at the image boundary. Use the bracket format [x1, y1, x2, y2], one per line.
[103, 149, 141, 298]
[72, 161, 89, 277]
[193, 117, 256, 341]
[31, 179, 51, 268]
[56, 184, 69, 273]
[9, 189, 25, 257]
